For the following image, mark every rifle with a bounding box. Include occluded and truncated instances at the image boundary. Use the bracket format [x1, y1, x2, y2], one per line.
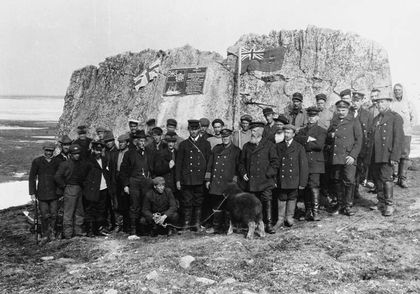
[34, 198, 41, 245]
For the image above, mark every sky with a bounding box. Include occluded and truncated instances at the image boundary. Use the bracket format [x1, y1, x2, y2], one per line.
[1, 0, 420, 96]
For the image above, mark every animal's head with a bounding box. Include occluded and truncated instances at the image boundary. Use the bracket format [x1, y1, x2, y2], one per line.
[222, 182, 243, 198]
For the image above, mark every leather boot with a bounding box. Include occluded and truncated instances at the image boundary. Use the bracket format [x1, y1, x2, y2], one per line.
[273, 200, 286, 231]
[129, 219, 137, 236]
[206, 210, 223, 234]
[181, 208, 192, 233]
[193, 207, 202, 232]
[264, 201, 275, 234]
[285, 199, 297, 227]
[371, 181, 385, 212]
[342, 185, 355, 216]
[304, 188, 313, 221]
[383, 181, 395, 216]
[398, 159, 409, 188]
[311, 188, 321, 221]
[331, 181, 343, 215]
[86, 221, 94, 237]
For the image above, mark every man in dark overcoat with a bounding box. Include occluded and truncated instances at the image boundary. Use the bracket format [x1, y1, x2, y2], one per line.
[327, 100, 362, 216]
[275, 125, 308, 228]
[239, 122, 279, 234]
[205, 129, 241, 234]
[175, 119, 211, 231]
[295, 107, 327, 221]
[153, 132, 178, 194]
[369, 96, 404, 216]
[29, 143, 61, 242]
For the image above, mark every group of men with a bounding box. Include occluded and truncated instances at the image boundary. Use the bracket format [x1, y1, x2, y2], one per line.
[29, 83, 415, 242]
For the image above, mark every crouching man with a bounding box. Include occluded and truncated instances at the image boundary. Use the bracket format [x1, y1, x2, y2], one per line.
[141, 177, 179, 236]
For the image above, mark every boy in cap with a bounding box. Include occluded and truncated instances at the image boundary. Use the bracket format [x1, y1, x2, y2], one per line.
[284, 92, 307, 130]
[232, 114, 252, 149]
[262, 108, 276, 138]
[369, 96, 403, 216]
[205, 129, 241, 234]
[207, 119, 225, 149]
[55, 144, 89, 238]
[176, 119, 211, 232]
[326, 100, 362, 216]
[73, 125, 92, 160]
[199, 117, 213, 140]
[275, 125, 308, 228]
[239, 121, 279, 234]
[141, 177, 178, 236]
[295, 107, 327, 221]
[29, 143, 61, 242]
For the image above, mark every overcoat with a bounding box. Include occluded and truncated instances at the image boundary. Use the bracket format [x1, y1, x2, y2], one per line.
[355, 108, 374, 161]
[83, 155, 112, 202]
[29, 156, 61, 201]
[277, 140, 309, 189]
[153, 147, 177, 192]
[119, 148, 154, 187]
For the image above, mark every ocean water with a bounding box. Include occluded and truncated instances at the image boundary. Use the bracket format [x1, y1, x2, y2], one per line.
[0, 95, 64, 121]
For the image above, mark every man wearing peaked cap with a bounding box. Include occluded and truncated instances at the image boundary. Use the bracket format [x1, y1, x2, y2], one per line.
[233, 114, 252, 150]
[250, 121, 266, 129]
[199, 118, 213, 140]
[294, 105, 327, 222]
[239, 118, 279, 234]
[316, 93, 333, 130]
[57, 135, 73, 162]
[339, 89, 352, 100]
[284, 92, 307, 131]
[73, 125, 92, 160]
[145, 119, 156, 147]
[176, 119, 211, 232]
[127, 119, 140, 150]
[164, 119, 184, 150]
[54, 142, 89, 239]
[368, 93, 404, 216]
[269, 115, 289, 144]
[29, 142, 61, 242]
[205, 127, 240, 234]
[208, 119, 225, 149]
[262, 108, 276, 139]
[96, 126, 107, 140]
[147, 127, 166, 153]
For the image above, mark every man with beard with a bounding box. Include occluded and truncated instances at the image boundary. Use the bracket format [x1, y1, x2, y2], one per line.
[369, 95, 404, 216]
[199, 118, 213, 140]
[232, 114, 252, 149]
[295, 107, 327, 221]
[275, 125, 308, 228]
[73, 125, 92, 160]
[284, 92, 307, 130]
[55, 144, 89, 239]
[391, 83, 416, 188]
[120, 130, 154, 237]
[29, 143, 61, 243]
[262, 108, 276, 138]
[56, 135, 72, 162]
[327, 100, 362, 216]
[127, 118, 140, 150]
[176, 120, 211, 232]
[83, 141, 112, 237]
[205, 129, 241, 234]
[239, 122, 279, 234]
[207, 119, 224, 150]
[268, 114, 289, 144]
[351, 92, 374, 199]
[165, 118, 184, 149]
[316, 93, 333, 130]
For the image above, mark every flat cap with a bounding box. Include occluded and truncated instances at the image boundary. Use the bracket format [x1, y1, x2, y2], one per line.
[189, 119, 201, 130]
[372, 96, 393, 102]
[59, 135, 72, 144]
[306, 106, 321, 116]
[96, 126, 107, 133]
[274, 114, 289, 124]
[220, 129, 233, 137]
[283, 124, 297, 132]
[335, 100, 351, 108]
[76, 125, 87, 134]
[166, 118, 178, 127]
[339, 89, 352, 97]
[262, 107, 274, 116]
[352, 92, 365, 101]
[249, 121, 266, 129]
[240, 114, 253, 122]
[212, 119, 225, 127]
[152, 177, 165, 186]
[164, 131, 178, 142]
[91, 140, 105, 150]
[117, 133, 130, 141]
[146, 119, 156, 126]
[69, 144, 82, 154]
[199, 118, 210, 127]
[133, 129, 147, 139]
[103, 131, 115, 142]
[292, 92, 303, 101]
[128, 118, 139, 125]
[43, 143, 56, 151]
[315, 93, 327, 101]
[151, 127, 163, 136]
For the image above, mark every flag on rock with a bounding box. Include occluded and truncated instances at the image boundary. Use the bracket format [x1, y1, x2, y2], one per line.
[240, 47, 286, 74]
[134, 58, 161, 91]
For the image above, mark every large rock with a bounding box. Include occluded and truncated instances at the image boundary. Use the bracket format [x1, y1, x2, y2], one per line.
[58, 26, 391, 137]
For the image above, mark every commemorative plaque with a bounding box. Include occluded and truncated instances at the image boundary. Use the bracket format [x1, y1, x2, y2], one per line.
[164, 67, 207, 96]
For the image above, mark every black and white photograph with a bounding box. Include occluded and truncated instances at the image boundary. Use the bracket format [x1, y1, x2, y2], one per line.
[1, 0, 419, 293]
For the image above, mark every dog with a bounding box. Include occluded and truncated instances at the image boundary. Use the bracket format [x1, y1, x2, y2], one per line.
[222, 183, 265, 239]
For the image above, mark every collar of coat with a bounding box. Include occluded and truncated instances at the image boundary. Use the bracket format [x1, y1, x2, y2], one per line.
[376, 109, 395, 125]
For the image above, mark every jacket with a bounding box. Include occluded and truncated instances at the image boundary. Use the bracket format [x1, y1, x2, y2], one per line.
[119, 147, 154, 187]
[83, 155, 112, 202]
[277, 140, 309, 189]
[29, 156, 61, 200]
[142, 188, 177, 218]
[153, 147, 177, 192]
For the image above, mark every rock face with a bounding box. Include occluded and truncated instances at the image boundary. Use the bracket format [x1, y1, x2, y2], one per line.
[58, 26, 391, 137]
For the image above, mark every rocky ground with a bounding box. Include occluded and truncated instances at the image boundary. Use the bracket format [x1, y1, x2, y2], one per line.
[1, 160, 420, 293]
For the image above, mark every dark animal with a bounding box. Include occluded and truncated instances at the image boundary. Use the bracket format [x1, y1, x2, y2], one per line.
[223, 183, 265, 239]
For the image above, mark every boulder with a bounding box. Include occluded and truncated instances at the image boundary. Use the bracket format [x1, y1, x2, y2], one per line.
[58, 26, 391, 137]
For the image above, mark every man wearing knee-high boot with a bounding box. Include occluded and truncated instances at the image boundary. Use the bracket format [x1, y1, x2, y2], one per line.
[369, 96, 404, 216]
[239, 122, 279, 234]
[327, 100, 362, 216]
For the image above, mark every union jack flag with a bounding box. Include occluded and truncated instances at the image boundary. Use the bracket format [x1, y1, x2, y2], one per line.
[240, 47, 264, 61]
[134, 58, 161, 91]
